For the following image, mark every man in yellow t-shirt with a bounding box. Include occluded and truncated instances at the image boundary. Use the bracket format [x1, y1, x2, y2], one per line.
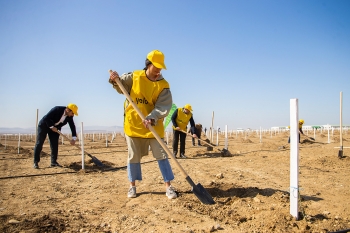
[288, 119, 305, 143]
[109, 50, 177, 200]
[171, 104, 197, 158]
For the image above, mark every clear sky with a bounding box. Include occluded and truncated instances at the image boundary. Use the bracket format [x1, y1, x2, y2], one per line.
[1, 0, 349, 131]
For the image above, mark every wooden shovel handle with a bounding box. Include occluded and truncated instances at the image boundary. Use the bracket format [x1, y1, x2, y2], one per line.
[108, 70, 189, 177]
[177, 129, 214, 148]
[57, 130, 83, 151]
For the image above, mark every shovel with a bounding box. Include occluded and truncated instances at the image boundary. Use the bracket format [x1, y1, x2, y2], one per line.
[57, 131, 104, 167]
[109, 70, 215, 205]
[177, 129, 231, 156]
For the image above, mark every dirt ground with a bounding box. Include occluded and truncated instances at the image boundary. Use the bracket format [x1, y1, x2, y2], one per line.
[0, 130, 349, 233]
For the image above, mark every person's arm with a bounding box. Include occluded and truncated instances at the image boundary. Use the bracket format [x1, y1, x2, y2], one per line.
[146, 88, 172, 125]
[67, 117, 77, 145]
[109, 72, 133, 94]
[299, 128, 304, 135]
[189, 117, 196, 135]
[171, 109, 179, 128]
[67, 118, 77, 138]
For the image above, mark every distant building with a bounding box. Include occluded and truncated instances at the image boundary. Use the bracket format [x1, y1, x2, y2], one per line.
[271, 126, 288, 131]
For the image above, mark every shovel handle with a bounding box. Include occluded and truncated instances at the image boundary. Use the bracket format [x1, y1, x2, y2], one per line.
[177, 129, 214, 148]
[57, 130, 83, 151]
[108, 70, 189, 177]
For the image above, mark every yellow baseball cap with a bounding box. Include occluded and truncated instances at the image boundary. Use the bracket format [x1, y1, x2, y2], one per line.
[184, 104, 193, 112]
[67, 103, 78, 116]
[147, 50, 167, 69]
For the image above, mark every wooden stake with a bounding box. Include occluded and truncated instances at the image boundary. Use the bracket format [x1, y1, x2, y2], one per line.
[17, 133, 20, 154]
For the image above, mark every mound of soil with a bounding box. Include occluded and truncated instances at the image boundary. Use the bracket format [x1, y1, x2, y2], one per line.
[241, 138, 253, 143]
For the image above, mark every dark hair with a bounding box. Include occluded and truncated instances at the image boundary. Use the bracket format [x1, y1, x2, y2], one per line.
[144, 59, 152, 70]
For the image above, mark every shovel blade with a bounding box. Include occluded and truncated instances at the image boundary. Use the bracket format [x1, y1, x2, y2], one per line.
[87, 154, 104, 167]
[220, 148, 231, 156]
[193, 183, 215, 204]
[338, 150, 343, 159]
[186, 176, 215, 204]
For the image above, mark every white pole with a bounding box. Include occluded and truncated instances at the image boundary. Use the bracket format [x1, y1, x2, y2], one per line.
[259, 127, 262, 143]
[216, 126, 219, 146]
[81, 122, 85, 170]
[5, 134, 7, 150]
[328, 126, 330, 144]
[290, 98, 299, 220]
[210, 111, 214, 143]
[17, 133, 21, 154]
[313, 128, 316, 140]
[339, 91, 343, 157]
[224, 125, 228, 149]
[79, 131, 81, 146]
[106, 132, 108, 147]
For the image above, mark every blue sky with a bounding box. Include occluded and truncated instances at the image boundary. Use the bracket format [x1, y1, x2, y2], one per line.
[1, 0, 349, 131]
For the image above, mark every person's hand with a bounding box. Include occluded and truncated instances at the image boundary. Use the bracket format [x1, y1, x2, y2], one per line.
[193, 134, 198, 138]
[109, 70, 120, 83]
[175, 127, 180, 131]
[70, 139, 76, 145]
[51, 127, 58, 132]
[142, 119, 152, 129]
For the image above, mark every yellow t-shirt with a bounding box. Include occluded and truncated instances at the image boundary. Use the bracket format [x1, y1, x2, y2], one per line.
[173, 108, 192, 131]
[124, 70, 170, 138]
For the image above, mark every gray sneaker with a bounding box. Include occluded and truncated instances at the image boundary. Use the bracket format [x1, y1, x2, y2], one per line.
[166, 186, 177, 199]
[127, 186, 136, 198]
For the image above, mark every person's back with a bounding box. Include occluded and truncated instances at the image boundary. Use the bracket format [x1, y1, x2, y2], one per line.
[194, 123, 202, 146]
[195, 124, 202, 136]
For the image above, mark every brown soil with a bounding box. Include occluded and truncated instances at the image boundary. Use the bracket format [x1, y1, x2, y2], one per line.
[0, 132, 349, 232]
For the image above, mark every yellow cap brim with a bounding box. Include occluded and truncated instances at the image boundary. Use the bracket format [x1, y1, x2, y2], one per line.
[153, 62, 167, 70]
[69, 108, 78, 116]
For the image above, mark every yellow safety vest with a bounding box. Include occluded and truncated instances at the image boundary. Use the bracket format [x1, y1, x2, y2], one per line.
[124, 70, 170, 138]
[173, 108, 192, 131]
